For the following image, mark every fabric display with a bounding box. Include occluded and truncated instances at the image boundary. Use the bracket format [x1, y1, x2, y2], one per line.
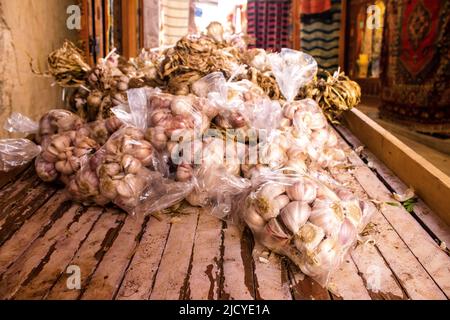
[160, 0, 191, 46]
[380, 0, 450, 132]
[300, 0, 341, 73]
[247, 0, 292, 51]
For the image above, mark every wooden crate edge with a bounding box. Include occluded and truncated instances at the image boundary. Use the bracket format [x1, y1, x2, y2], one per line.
[343, 108, 450, 226]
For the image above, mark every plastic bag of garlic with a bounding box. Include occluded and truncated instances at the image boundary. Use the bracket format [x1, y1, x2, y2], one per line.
[242, 170, 376, 286]
[0, 110, 123, 180]
[66, 88, 167, 212]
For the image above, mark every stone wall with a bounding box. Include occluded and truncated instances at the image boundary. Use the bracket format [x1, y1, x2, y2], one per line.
[0, 0, 79, 138]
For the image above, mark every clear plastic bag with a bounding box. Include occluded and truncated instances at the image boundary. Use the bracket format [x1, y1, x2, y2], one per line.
[67, 89, 164, 212]
[241, 169, 375, 287]
[4, 112, 39, 136]
[0, 139, 41, 172]
[268, 49, 317, 103]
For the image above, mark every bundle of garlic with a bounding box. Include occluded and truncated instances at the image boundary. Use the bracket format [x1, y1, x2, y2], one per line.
[298, 70, 361, 123]
[31, 40, 91, 88]
[242, 171, 376, 286]
[158, 23, 243, 95]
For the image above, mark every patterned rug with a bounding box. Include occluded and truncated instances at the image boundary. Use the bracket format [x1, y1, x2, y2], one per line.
[380, 0, 450, 132]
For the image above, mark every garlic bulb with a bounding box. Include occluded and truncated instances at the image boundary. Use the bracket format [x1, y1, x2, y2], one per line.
[342, 200, 363, 228]
[310, 200, 344, 237]
[176, 163, 193, 182]
[286, 179, 317, 203]
[145, 126, 168, 151]
[327, 133, 338, 148]
[171, 96, 193, 116]
[295, 222, 325, 253]
[244, 205, 266, 231]
[311, 129, 329, 146]
[280, 201, 311, 234]
[206, 21, 224, 42]
[305, 238, 339, 275]
[261, 144, 288, 169]
[35, 156, 58, 182]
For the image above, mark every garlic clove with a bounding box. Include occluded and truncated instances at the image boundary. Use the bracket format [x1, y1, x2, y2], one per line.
[284, 159, 307, 174]
[359, 200, 377, 229]
[283, 103, 299, 120]
[266, 218, 290, 240]
[280, 201, 311, 234]
[55, 160, 75, 175]
[338, 218, 357, 249]
[286, 179, 317, 203]
[295, 222, 325, 253]
[121, 154, 143, 175]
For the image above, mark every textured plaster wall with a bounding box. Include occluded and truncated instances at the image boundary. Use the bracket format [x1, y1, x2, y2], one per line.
[0, 0, 79, 138]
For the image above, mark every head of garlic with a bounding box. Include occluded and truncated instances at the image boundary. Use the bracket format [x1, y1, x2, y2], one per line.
[310, 199, 345, 237]
[286, 179, 317, 203]
[279, 201, 311, 234]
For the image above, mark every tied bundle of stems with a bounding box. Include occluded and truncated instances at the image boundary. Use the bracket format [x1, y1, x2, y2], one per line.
[300, 70, 361, 123]
[32, 40, 91, 88]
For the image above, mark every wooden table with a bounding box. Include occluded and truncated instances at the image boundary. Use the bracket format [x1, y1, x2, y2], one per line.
[0, 124, 449, 300]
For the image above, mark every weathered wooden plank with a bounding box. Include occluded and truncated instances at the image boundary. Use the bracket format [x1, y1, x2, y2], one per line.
[45, 209, 126, 300]
[0, 204, 83, 299]
[252, 243, 292, 300]
[0, 181, 57, 246]
[328, 257, 372, 300]
[332, 130, 448, 299]
[221, 225, 254, 300]
[116, 216, 171, 300]
[150, 212, 199, 300]
[353, 165, 450, 298]
[0, 191, 70, 276]
[80, 212, 148, 300]
[0, 163, 30, 190]
[343, 108, 450, 224]
[0, 164, 33, 201]
[184, 211, 223, 300]
[351, 241, 406, 300]
[12, 207, 102, 299]
[337, 124, 450, 246]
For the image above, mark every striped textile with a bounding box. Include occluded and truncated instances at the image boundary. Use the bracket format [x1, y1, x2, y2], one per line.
[160, 0, 191, 46]
[300, 0, 341, 72]
[247, 0, 292, 51]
